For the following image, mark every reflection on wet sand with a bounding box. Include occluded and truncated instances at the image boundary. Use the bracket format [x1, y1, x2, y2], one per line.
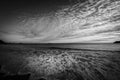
[0, 44, 120, 80]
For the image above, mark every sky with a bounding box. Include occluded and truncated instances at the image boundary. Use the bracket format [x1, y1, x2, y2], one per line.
[0, 0, 120, 43]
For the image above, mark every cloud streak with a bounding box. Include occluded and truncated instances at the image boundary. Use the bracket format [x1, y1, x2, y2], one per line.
[0, 0, 120, 43]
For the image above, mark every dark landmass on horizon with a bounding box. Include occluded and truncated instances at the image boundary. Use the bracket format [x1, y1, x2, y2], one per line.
[114, 41, 120, 43]
[0, 40, 6, 44]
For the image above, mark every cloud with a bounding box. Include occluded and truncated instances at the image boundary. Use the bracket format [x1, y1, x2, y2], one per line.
[0, 0, 120, 43]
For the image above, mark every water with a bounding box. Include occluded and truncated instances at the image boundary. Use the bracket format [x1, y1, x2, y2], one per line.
[57, 43, 120, 51]
[0, 43, 120, 80]
[18, 43, 120, 51]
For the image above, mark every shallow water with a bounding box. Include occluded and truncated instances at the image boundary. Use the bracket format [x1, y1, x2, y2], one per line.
[0, 44, 120, 80]
[57, 43, 120, 51]
[17, 43, 120, 51]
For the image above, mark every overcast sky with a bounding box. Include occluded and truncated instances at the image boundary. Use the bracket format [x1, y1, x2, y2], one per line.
[0, 0, 120, 43]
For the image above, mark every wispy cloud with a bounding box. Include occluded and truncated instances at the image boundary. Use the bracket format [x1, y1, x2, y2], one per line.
[0, 0, 120, 43]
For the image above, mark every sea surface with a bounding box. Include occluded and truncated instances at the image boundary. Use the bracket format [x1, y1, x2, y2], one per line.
[16, 43, 120, 51]
[0, 43, 120, 80]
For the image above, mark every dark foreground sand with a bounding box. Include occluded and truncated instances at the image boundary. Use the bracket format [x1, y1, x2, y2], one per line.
[0, 44, 120, 80]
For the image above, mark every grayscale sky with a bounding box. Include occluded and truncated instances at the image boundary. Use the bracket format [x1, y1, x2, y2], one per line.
[0, 0, 120, 43]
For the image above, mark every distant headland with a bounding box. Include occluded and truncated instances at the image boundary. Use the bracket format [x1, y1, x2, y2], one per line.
[0, 40, 6, 44]
[114, 41, 120, 43]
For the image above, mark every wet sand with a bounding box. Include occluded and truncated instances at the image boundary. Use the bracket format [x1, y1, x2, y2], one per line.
[0, 44, 120, 80]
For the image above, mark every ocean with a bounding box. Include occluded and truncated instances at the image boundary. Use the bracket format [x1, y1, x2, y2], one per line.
[0, 43, 120, 80]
